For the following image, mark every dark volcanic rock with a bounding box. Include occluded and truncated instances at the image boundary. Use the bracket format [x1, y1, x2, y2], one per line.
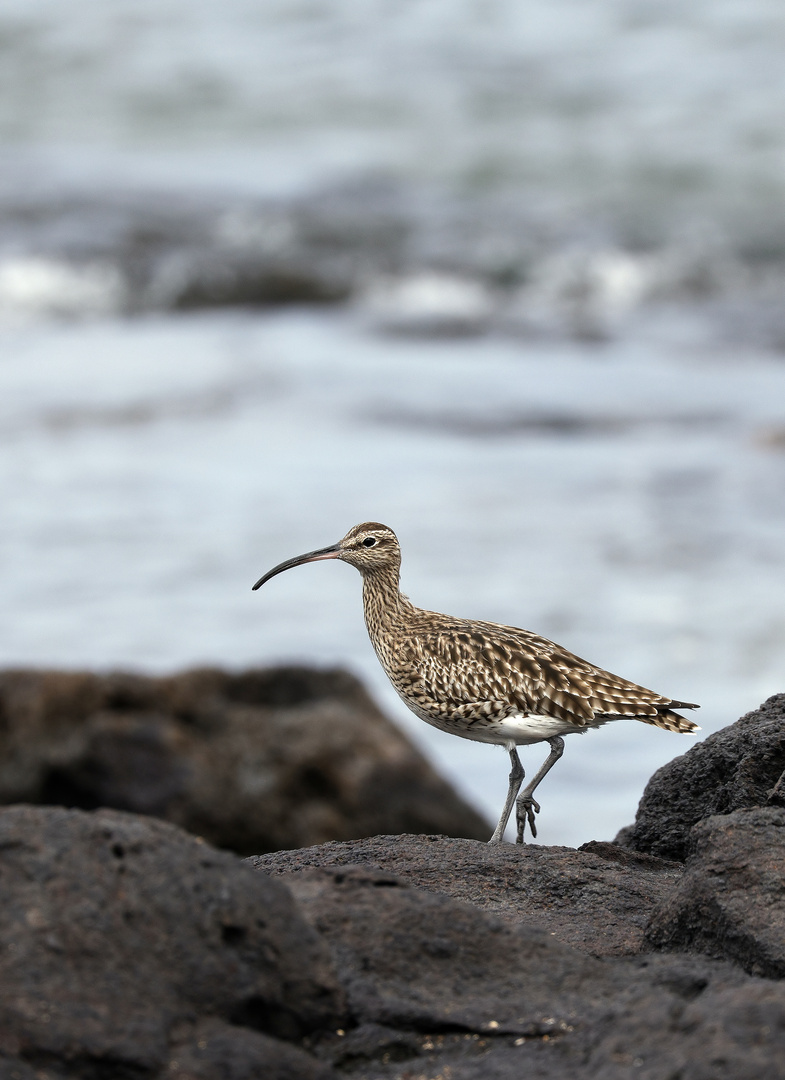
[282, 863, 603, 1036]
[166, 1019, 334, 1080]
[0, 805, 342, 1079]
[3, 804, 784, 1080]
[3, 689, 785, 1079]
[646, 807, 785, 978]
[573, 971, 785, 1080]
[0, 666, 488, 854]
[622, 693, 785, 861]
[251, 833, 683, 957]
[249, 850, 785, 1080]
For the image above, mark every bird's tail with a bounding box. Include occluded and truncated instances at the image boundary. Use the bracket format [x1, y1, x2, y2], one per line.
[643, 701, 700, 733]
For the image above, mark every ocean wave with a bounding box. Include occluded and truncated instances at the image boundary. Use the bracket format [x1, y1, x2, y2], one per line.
[0, 178, 783, 346]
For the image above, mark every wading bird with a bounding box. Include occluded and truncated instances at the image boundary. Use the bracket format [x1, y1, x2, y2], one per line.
[253, 522, 699, 843]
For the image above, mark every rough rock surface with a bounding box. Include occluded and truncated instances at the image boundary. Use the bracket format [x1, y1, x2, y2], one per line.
[250, 853, 785, 1080]
[0, 666, 489, 853]
[251, 834, 684, 957]
[622, 692, 785, 861]
[3, 798, 785, 1079]
[646, 806, 785, 979]
[0, 805, 343, 1079]
[3, 693, 785, 1079]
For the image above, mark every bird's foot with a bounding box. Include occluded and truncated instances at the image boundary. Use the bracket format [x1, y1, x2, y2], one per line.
[515, 796, 541, 843]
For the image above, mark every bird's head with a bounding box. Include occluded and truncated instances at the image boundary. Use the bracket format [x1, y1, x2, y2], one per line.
[252, 522, 400, 590]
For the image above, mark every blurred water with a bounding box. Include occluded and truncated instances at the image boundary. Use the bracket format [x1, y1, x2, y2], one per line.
[4, 0, 785, 242]
[3, 1, 785, 342]
[1, 1, 785, 844]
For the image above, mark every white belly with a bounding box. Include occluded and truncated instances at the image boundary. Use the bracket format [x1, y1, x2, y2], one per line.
[484, 713, 608, 745]
[409, 703, 617, 746]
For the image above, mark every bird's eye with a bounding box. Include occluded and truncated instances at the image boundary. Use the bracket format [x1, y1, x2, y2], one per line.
[362, 537, 377, 548]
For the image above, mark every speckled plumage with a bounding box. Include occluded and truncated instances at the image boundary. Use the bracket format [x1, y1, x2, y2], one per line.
[253, 521, 699, 843]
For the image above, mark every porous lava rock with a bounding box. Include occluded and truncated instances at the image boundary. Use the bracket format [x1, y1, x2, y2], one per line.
[621, 692, 785, 861]
[4, 689, 785, 1079]
[281, 863, 603, 1036]
[645, 806, 785, 979]
[3, 802, 785, 1079]
[249, 848, 785, 1080]
[0, 666, 489, 854]
[251, 833, 683, 957]
[0, 805, 343, 1079]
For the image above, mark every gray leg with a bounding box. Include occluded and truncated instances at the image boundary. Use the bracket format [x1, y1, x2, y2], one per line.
[489, 747, 525, 844]
[516, 737, 565, 843]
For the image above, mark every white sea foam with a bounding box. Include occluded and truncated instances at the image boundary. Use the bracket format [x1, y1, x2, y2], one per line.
[0, 257, 125, 322]
[360, 273, 496, 336]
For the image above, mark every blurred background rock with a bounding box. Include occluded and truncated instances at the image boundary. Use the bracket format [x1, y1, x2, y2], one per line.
[0, 665, 489, 852]
[1, 1, 785, 845]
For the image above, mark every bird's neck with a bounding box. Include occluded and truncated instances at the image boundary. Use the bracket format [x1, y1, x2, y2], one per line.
[361, 563, 413, 642]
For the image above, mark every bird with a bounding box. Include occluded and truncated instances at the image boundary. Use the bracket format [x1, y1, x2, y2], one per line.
[252, 522, 699, 844]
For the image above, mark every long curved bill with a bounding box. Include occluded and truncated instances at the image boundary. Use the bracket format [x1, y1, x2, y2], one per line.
[252, 543, 341, 591]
